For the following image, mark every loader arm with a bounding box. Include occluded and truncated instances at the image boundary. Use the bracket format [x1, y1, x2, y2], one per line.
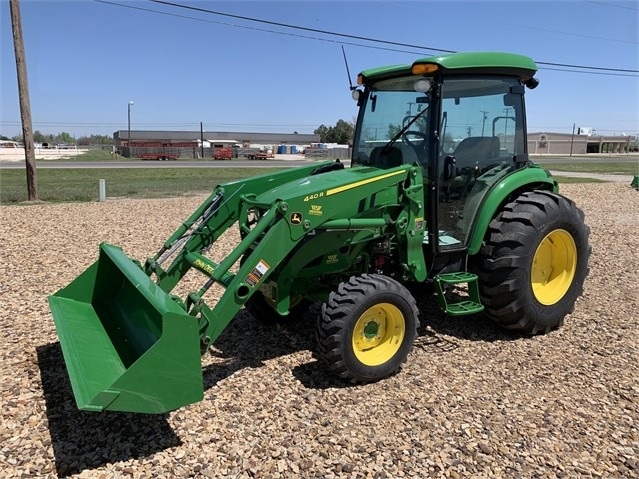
[182, 163, 427, 350]
[144, 162, 334, 292]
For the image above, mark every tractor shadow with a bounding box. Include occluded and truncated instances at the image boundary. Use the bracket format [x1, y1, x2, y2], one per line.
[36, 343, 181, 478]
[202, 305, 350, 391]
[203, 289, 523, 390]
[203, 292, 523, 391]
[292, 297, 523, 389]
[412, 287, 526, 344]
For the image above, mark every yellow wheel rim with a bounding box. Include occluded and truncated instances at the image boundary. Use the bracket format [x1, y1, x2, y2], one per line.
[352, 303, 406, 366]
[532, 229, 577, 305]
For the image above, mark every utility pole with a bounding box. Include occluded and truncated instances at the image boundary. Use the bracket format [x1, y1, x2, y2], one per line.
[9, 0, 37, 200]
[480, 110, 489, 136]
[200, 122, 204, 158]
[127, 101, 134, 157]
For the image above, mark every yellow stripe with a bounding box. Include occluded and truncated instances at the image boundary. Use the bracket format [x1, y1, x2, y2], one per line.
[326, 170, 407, 196]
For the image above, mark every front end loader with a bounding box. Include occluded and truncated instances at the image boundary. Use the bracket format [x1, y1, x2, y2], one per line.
[49, 52, 590, 413]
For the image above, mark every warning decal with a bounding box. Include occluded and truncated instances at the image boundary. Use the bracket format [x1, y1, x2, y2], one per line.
[245, 259, 270, 287]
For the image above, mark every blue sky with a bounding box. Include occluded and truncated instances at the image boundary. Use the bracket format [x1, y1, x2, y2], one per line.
[1, 0, 637, 138]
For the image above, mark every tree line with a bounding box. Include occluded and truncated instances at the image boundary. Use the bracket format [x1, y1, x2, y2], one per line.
[313, 119, 354, 144]
[2, 119, 354, 146]
[1, 131, 115, 146]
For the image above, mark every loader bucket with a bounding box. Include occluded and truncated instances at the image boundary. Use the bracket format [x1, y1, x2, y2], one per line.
[48, 243, 203, 413]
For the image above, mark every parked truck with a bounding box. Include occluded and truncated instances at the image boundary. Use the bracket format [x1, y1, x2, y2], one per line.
[49, 52, 590, 413]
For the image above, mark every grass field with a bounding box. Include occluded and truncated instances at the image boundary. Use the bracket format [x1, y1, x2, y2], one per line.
[550, 176, 606, 184]
[0, 168, 286, 203]
[534, 160, 638, 175]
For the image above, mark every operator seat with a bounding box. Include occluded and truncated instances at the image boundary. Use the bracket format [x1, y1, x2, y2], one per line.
[369, 144, 419, 168]
[452, 136, 500, 169]
[445, 136, 500, 200]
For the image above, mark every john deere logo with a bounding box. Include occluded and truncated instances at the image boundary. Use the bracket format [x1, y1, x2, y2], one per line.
[290, 212, 303, 224]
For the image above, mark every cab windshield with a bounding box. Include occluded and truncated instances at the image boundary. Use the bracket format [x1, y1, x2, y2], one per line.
[352, 75, 432, 168]
[352, 73, 528, 251]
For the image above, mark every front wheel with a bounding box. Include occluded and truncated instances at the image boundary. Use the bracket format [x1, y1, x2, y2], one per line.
[317, 274, 419, 383]
[473, 190, 590, 335]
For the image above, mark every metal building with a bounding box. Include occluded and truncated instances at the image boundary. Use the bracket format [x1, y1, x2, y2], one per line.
[528, 132, 636, 155]
[113, 130, 320, 159]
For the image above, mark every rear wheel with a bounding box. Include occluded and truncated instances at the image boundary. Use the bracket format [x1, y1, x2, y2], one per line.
[473, 190, 590, 334]
[317, 274, 419, 383]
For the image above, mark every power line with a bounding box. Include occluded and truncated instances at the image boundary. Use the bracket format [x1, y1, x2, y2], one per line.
[0, 119, 323, 129]
[93, 0, 638, 76]
[92, 0, 428, 57]
[585, 0, 639, 11]
[539, 66, 638, 77]
[147, 0, 454, 55]
[145, 0, 638, 76]
[454, 15, 637, 45]
[537, 61, 638, 73]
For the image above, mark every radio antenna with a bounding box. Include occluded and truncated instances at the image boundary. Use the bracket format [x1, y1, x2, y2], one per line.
[341, 45, 355, 91]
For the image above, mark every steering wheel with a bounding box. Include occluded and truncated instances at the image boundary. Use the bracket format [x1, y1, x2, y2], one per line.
[402, 130, 428, 148]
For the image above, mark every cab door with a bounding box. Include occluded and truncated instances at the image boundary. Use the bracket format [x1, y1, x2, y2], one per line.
[434, 76, 526, 251]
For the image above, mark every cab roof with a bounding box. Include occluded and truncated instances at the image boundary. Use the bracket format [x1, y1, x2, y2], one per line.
[358, 51, 538, 85]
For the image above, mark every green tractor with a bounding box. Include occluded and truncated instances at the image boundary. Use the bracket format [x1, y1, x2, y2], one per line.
[49, 52, 590, 414]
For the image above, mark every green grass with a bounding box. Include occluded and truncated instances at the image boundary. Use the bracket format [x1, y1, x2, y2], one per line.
[534, 161, 638, 175]
[0, 168, 285, 203]
[552, 176, 606, 184]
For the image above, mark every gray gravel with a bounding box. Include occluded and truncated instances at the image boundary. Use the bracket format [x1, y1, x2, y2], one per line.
[0, 182, 637, 479]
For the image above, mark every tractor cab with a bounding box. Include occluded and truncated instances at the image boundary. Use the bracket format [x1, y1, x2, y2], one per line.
[351, 53, 538, 257]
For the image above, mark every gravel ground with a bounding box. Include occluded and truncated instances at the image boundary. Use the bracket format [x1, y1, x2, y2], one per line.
[0, 183, 637, 479]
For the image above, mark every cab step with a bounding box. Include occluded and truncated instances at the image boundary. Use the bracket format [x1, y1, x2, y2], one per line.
[434, 272, 484, 316]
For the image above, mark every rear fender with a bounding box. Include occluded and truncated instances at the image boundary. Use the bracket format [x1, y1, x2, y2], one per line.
[467, 166, 557, 255]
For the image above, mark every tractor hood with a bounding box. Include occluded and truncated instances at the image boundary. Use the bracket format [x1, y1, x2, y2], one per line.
[253, 165, 410, 206]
